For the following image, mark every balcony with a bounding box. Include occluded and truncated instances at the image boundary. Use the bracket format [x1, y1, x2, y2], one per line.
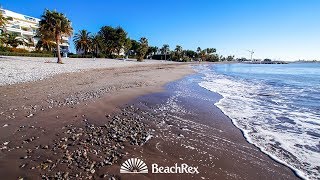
[60, 42, 69, 47]
[62, 36, 69, 41]
[5, 26, 35, 36]
[5, 27, 22, 34]
[21, 30, 35, 36]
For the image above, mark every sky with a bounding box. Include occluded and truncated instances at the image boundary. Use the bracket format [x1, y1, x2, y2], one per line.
[1, 0, 319, 60]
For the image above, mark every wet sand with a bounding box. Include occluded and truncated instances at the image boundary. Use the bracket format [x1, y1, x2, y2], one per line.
[112, 73, 299, 180]
[0, 63, 298, 179]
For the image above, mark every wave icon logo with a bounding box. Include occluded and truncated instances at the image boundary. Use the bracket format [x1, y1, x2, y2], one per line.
[120, 158, 148, 173]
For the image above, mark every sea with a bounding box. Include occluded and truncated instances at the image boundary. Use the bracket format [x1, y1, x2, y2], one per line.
[196, 63, 320, 180]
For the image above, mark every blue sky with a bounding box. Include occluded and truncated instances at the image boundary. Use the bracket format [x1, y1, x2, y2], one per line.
[1, 0, 319, 60]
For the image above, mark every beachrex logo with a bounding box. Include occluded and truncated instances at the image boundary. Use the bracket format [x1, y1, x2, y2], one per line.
[120, 158, 148, 173]
[152, 163, 199, 174]
[120, 158, 199, 174]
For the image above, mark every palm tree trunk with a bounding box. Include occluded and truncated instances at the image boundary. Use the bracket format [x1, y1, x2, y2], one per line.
[56, 35, 62, 64]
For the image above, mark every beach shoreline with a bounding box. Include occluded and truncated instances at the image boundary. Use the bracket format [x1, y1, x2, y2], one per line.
[0, 60, 298, 179]
[119, 72, 298, 180]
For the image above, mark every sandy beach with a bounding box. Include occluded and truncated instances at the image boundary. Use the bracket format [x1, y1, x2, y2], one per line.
[0, 57, 176, 86]
[0, 57, 298, 179]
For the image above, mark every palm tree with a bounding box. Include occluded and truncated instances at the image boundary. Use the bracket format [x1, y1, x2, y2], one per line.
[39, 9, 73, 64]
[175, 45, 183, 53]
[174, 45, 183, 60]
[151, 46, 158, 55]
[73, 30, 91, 55]
[0, 11, 7, 28]
[206, 48, 216, 54]
[90, 34, 102, 57]
[98, 26, 117, 56]
[154, 46, 159, 55]
[147, 46, 158, 57]
[3, 33, 24, 48]
[123, 38, 132, 58]
[196, 47, 202, 60]
[139, 37, 148, 46]
[114, 26, 127, 56]
[161, 44, 170, 60]
[0, 11, 7, 46]
[200, 50, 207, 61]
[0, 34, 5, 45]
[35, 30, 55, 52]
[137, 37, 148, 61]
[130, 39, 139, 54]
[23, 36, 35, 48]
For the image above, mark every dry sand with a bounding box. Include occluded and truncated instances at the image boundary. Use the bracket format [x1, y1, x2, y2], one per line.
[0, 56, 176, 86]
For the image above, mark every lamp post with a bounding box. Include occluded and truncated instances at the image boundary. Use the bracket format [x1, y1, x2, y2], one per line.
[247, 50, 254, 61]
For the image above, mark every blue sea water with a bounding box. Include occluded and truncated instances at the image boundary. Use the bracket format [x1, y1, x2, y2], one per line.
[196, 63, 320, 180]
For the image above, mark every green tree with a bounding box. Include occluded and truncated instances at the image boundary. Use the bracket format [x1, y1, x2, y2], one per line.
[114, 26, 128, 56]
[175, 45, 183, 54]
[35, 30, 55, 52]
[196, 47, 201, 54]
[206, 54, 220, 62]
[24, 36, 35, 48]
[98, 26, 118, 56]
[195, 48, 218, 61]
[123, 38, 132, 58]
[0, 9, 7, 45]
[73, 29, 91, 55]
[39, 9, 73, 63]
[0, 10, 7, 28]
[205, 48, 218, 62]
[200, 50, 207, 61]
[98, 26, 129, 57]
[162, 44, 170, 54]
[90, 34, 103, 57]
[183, 50, 197, 59]
[0, 34, 5, 45]
[206, 48, 216, 54]
[130, 39, 139, 55]
[3, 33, 24, 48]
[161, 44, 170, 60]
[173, 45, 183, 61]
[136, 37, 148, 62]
[154, 46, 159, 55]
[147, 46, 158, 57]
[227, 55, 235, 61]
[196, 47, 202, 60]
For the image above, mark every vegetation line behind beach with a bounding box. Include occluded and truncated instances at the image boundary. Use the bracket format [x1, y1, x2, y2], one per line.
[0, 9, 236, 63]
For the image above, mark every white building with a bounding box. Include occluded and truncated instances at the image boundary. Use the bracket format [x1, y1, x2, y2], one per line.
[0, 8, 69, 55]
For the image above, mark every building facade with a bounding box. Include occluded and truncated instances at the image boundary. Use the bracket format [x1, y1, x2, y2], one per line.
[0, 8, 69, 55]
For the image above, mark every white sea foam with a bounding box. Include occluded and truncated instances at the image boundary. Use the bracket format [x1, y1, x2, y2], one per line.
[196, 65, 320, 180]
